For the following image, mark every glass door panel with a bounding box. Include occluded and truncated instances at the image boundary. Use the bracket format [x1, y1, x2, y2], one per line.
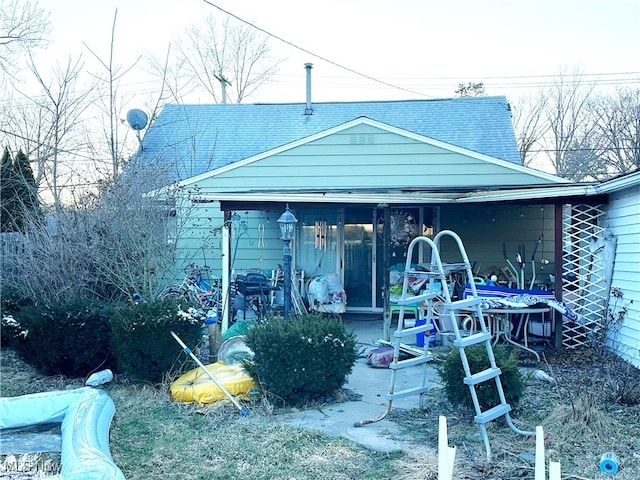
[296, 210, 339, 278]
[343, 209, 374, 309]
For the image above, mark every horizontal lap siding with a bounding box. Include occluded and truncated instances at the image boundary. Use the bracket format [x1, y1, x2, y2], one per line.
[171, 204, 226, 281]
[603, 186, 640, 367]
[174, 205, 287, 280]
[195, 126, 546, 192]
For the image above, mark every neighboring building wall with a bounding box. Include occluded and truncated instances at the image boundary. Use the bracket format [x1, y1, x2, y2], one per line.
[602, 186, 640, 367]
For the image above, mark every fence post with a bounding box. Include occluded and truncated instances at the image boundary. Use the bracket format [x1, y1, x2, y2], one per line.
[535, 426, 545, 480]
[438, 416, 456, 480]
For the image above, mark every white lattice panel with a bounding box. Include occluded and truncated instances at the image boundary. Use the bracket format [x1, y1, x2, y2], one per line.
[561, 204, 607, 348]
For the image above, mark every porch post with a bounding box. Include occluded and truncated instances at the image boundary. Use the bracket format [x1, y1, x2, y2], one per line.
[382, 207, 391, 340]
[553, 203, 564, 349]
[221, 210, 232, 334]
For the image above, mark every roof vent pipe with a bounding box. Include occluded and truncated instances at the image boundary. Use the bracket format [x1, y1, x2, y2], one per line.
[304, 63, 313, 115]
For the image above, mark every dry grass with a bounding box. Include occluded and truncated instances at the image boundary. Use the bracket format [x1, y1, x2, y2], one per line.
[390, 346, 640, 479]
[544, 393, 620, 441]
[2, 345, 640, 479]
[0, 349, 405, 480]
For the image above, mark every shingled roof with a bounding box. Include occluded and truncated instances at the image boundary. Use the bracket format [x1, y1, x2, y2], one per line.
[138, 96, 520, 183]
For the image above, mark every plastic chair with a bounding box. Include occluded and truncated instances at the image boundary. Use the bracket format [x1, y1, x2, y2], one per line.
[388, 303, 420, 326]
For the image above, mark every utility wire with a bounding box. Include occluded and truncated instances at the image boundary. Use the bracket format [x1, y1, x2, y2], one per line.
[200, 0, 435, 98]
[200, 0, 640, 98]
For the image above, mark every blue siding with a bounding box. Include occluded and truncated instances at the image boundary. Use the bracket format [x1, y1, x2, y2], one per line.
[603, 186, 640, 367]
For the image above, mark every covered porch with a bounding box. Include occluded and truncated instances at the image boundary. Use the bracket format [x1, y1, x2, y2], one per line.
[214, 191, 609, 351]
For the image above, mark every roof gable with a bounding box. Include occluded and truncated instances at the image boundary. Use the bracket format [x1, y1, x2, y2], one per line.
[178, 118, 568, 193]
[138, 96, 523, 183]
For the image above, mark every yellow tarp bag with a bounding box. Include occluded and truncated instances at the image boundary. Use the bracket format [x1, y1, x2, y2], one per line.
[170, 361, 256, 405]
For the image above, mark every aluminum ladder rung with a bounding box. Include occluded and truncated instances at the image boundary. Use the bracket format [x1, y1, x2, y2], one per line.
[474, 403, 512, 425]
[452, 331, 492, 348]
[389, 355, 432, 369]
[386, 385, 430, 401]
[395, 291, 440, 305]
[441, 297, 482, 310]
[439, 262, 469, 272]
[464, 367, 502, 386]
[403, 265, 467, 278]
[393, 324, 431, 338]
[364, 231, 531, 461]
[403, 269, 442, 277]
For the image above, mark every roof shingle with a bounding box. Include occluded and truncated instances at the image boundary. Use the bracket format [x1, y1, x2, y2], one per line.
[139, 96, 520, 183]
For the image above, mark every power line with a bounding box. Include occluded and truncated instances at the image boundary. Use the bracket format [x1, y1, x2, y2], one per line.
[199, 0, 435, 98]
[200, 1, 640, 98]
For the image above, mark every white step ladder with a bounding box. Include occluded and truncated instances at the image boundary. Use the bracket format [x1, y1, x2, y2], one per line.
[356, 230, 533, 460]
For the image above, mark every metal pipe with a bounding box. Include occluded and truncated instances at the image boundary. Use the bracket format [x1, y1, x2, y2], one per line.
[304, 63, 313, 115]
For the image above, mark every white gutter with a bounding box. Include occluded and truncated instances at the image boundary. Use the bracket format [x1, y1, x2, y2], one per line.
[463, 171, 640, 201]
[194, 185, 602, 205]
[457, 184, 600, 203]
[193, 192, 460, 204]
[189, 173, 639, 205]
[596, 170, 640, 194]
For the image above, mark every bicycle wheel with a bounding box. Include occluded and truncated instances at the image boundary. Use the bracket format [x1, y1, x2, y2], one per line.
[162, 288, 190, 303]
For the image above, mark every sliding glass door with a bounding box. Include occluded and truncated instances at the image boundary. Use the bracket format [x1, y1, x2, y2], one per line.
[343, 208, 376, 310]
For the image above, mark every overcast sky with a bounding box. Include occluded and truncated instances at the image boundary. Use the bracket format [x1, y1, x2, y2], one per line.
[29, 0, 640, 105]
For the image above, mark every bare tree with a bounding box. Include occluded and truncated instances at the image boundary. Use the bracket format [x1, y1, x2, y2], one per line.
[588, 88, 640, 177]
[6, 54, 94, 210]
[0, 0, 50, 74]
[83, 9, 141, 182]
[144, 44, 198, 107]
[511, 74, 639, 180]
[7, 160, 203, 304]
[510, 92, 550, 166]
[179, 14, 279, 103]
[455, 82, 485, 97]
[543, 69, 597, 180]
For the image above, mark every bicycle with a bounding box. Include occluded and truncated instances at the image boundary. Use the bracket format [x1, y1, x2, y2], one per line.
[162, 264, 222, 312]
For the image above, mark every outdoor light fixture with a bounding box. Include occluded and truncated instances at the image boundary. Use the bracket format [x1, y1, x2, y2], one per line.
[278, 205, 297, 241]
[277, 204, 298, 321]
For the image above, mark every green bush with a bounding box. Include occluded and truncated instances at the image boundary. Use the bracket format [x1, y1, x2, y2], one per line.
[13, 298, 116, 377]
[242, 314, 358, 406]
[0, 284, 34, 348]
[111, 298, 203, 383]
[436, 345, 524, 411]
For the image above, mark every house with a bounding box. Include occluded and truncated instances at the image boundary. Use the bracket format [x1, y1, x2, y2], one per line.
[136, 68, 639, 366]
[597, 171, 640, 366]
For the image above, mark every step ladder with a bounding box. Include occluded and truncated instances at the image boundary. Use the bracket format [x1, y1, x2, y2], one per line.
[356, 230, 533, 460]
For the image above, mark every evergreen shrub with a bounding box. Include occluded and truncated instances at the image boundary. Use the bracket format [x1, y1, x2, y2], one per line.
[0, 284, 34, 348]
[242, 314, 357, 406]
[436, 345, 524, 411]
[111, 298, 203, 383]
[13, 298, 116, 377]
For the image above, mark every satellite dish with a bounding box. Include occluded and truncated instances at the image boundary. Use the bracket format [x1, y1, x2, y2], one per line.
[126, 109, 148, 131]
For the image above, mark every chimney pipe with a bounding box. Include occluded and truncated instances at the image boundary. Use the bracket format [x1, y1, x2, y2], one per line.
[304, 63, 313, 115]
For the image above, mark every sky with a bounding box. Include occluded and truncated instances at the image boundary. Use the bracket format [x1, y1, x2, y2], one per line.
[34, 0, 640, 106]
